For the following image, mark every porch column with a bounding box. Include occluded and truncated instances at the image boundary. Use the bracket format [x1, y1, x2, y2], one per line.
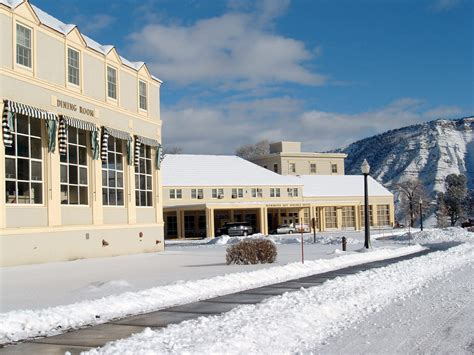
[389, 203, 395, 227]
[355, 204, 361, 231]
[259, 207, 267, 235]
[230, 209, 235, 222]
[206, 207, 215, 238]
[47, 140, 61, 226]
[320, 207, 326, 232]
[336, 207, 343, 230]
[92, 158, 104, 225]
[0, 101, 5, 228]
[176, 210, 183, 239]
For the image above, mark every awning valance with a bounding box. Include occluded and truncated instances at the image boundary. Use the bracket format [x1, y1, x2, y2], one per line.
[2, 99, 58, 152]
[133, 135, 162, 168]
[101, 126, 132, 164]
[103, 126, 132, 141]
[58, 115, 100, 159]
[135, 135, 160, 147]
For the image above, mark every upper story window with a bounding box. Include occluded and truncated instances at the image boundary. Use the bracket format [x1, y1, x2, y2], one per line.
[67, 48, 80, 86]
[107, 66, 117, 99]
[310, 163, 317, 174]
[287, 188, 298, 197]
[5, 114, 43, 204]
[212, 188, 224, 199]
[139, 80, 148, 110]
[251, 188, 263, 198]
[191, 188, 203, 199]
[60, 127, 88, 205]
[16, 23, 32, 68]
[331, 164, 338, 173]
[289, 163, 296, 173]
[232, 188, 243, 198]
[270, 188, 281, 197]
[169, 189, 182, 199]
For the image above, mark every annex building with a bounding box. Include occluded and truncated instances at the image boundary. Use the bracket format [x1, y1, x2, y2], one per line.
[162, 154, 394, 239]
[0, 0, 164, 266]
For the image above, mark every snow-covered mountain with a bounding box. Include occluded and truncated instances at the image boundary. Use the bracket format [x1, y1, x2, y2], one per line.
[335, 116, 474, 201]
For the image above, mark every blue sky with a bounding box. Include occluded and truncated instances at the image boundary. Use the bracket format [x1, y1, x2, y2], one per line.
[36, 0, 473, 153]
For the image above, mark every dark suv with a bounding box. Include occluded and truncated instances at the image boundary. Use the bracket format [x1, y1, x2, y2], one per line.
[217, 222, 253, 237]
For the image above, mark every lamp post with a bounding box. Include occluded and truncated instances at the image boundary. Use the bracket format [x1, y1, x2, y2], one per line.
[419, 198, 423, 231]
[361, 159, 371, 249]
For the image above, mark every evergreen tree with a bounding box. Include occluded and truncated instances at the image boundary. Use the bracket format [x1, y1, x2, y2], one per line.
[443, 174, 467, 226]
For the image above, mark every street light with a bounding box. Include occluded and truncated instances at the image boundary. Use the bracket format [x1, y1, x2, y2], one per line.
[361, 159, 371, 249]
[419, 197, 423, 231]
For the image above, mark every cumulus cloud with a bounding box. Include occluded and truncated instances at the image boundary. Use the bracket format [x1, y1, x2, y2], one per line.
[73, 14, 115, 35]
[126, 0, 325, 88]
[162, 98, 465, 154]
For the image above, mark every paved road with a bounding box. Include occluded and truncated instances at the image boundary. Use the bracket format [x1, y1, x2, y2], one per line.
[0, 244, 457, 354]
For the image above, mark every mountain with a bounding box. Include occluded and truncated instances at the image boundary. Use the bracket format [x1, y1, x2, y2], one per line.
[334, 116, 474, 219]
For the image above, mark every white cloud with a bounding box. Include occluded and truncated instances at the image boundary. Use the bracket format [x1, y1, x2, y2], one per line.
[73, 14, 115, 35]
[162, 98, 465, 154]
[126, 1, 325, 88]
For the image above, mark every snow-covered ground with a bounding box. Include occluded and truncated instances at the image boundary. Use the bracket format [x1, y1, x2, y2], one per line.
[86, 233, 474, 354]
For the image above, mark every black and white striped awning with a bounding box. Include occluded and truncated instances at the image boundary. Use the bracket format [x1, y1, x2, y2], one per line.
[101, 126, 133, 162]
[60, 115, 98, 132]
[134, 135, 162, 167]
[104, 126, 132, 141]
[4, 99, 57, 121]
[135, 135, 160, 147]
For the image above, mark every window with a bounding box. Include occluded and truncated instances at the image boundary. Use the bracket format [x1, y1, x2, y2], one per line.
[325, 207, 338, 229]
[270, 188, 280, 197]
[360, 205, 374, 227]
[60, 127, 88, 205]
[67, 48, 80, 85]
[107, 66, 117, 99]
[289, 163, 296, 173]
[287, 188, 298, 197]
[135, 145, 153, 206]
[377, 205, 390, 226]
[102, 136, 124, 206]
[191, 189, 203, 199]
[251, 188, 263, 198]
[310, 163, 317, 174]
[342, 206, 355, 228]
[170, 189, 182, 199]
[166, 215, 177, 237]
[232, 188, 243, 198]
[170, 189, 175, 199]
[16, 23, 32, 68]
[212, 188, 224, 199]
[5, 114, 43, 204]
[184, 215, 195, 233]
[139, 80, 147, 110]
[273, 164, 278, 173]
[331, 164, 338, 173]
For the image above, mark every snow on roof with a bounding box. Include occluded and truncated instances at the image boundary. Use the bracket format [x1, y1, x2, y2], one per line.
[162, 155, 301, 187]
[297, 175, 393, 197]
[0, 1, 162, 82]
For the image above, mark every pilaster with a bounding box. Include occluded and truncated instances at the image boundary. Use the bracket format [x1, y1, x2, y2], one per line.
[47, 138, 61, 226]
[92, 158, 103, 224]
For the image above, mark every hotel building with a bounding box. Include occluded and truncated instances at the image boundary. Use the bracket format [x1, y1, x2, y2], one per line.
[0, 0, 164, 266]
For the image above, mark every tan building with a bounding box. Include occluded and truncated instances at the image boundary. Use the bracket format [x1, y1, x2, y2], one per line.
[162, 155, 394, 239]
[251, 141, 347, 175]
[0, 1, 164, 266]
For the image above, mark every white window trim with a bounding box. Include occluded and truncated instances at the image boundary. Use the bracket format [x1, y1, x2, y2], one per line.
[67, 46, 81, 87]
[135, 145, 153, 207]
[107, 65, 118, 101]
[15, 22, 33, 71]
[138, 79, 148, 111]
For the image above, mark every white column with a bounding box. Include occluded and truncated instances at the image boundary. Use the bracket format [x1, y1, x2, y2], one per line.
[0, 102, 5, 228]
[92, 157, 103, 225]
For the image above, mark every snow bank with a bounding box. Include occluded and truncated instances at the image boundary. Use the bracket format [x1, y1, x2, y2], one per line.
[208, 233, 360, 246]
[390, 227, 473, 244]
[0, 245, 425, 344]
[89, 242, 474, 355]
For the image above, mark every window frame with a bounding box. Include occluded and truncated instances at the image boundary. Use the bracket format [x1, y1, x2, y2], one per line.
[60, 126, 89, 206]
[16, 22, 32, 69]
[289, 162, 296, 173]
[331, 164, 338, 173]
[310, 163, 317, 174]
[101, 136, 125, 206]
[134, 144, 153, 207]
[139, 80, 148, 111]
[67, 47, 80, 86]
[107, 65, 118, 100]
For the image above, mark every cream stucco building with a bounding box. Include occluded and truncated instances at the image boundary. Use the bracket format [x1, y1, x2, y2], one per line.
[250, 141, 347, 175]
[0, 0, 165, 266]
[162, 155, 394, 239]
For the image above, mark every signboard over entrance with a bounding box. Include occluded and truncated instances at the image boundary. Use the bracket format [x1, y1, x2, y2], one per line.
[51, 95, 98, 118]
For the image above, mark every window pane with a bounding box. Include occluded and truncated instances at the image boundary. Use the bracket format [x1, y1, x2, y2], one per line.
[146, 160, 151, 174]
[17, 135, 29, 157]
[16, 116, 28, 134]
[116, 154, 123, 170]
[108, 137, 115, 151]
[79, 186, 88, 205]
[31, 161, 42, 181]
[31, 182, 42, 204]
[69, 145, 77, 164]
[139, 159, 145, 173]
[147, 192, 153, 206]
[140, 175, 145, 189]
[79, 167, 87, 185]
[61, 185, 68, 204]
[69, 185, 79, 205]
[30, 118, 41, 137]
[60, 165, 68, 183]
[17, 181, 30, 204]
[78, 130, 87, 146]
[6, 181, 16, 203]
[135, 191, 140, 206]
[108, 189, 116, 205]
[68, 127, 77, 143]
[102, 188, 108, 205]
[69, 165, 78, 184]
[107, 152, 115, 169]
[60, 152, 67, 163]
[147, 176, 152, 189]
[5, 158, 16, 179]
[102, 170, 107, 186]
[117, 172, 123, 187]
[5, 139, 15, 156]
[140, 191, 146, 205]
[30, 138, 42, 159]
[17, 158, 29, 180]
[117, 189, 124, 205]
[78, 147, 87, 165]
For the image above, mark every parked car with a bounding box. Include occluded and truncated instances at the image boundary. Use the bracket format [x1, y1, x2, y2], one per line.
[271, 224, 296, 234]
[461, 219, 474, 228]
[217, 222, 253, 237]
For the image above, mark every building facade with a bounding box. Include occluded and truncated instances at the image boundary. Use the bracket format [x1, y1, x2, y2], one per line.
[162, 155, 394, 239]
[250, 141, 347, 175]
[0, 1, 164, 266]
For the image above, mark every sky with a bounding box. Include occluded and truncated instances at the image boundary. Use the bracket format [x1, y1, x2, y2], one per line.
[35, 0, 473, 154]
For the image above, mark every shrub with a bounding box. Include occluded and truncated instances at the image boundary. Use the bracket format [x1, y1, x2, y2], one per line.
[226, 239, 277, 265]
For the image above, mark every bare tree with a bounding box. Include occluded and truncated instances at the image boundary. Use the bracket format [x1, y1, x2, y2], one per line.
[442, 173, 467, 226]
[235, 140, 270, 160]
[164, 146, 183, 155]
[395, 179, 429, 227]
[436, 192, 449, 228]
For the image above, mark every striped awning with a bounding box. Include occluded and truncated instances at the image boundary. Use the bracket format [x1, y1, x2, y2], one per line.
[104, 126, 132, 141]
[135, 135, 160, 147]
[60, 115, 98, 132]
[4, 99, 57, 121]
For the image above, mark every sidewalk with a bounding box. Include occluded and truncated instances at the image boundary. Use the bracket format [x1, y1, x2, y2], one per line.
[1, 244, 452, 355]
